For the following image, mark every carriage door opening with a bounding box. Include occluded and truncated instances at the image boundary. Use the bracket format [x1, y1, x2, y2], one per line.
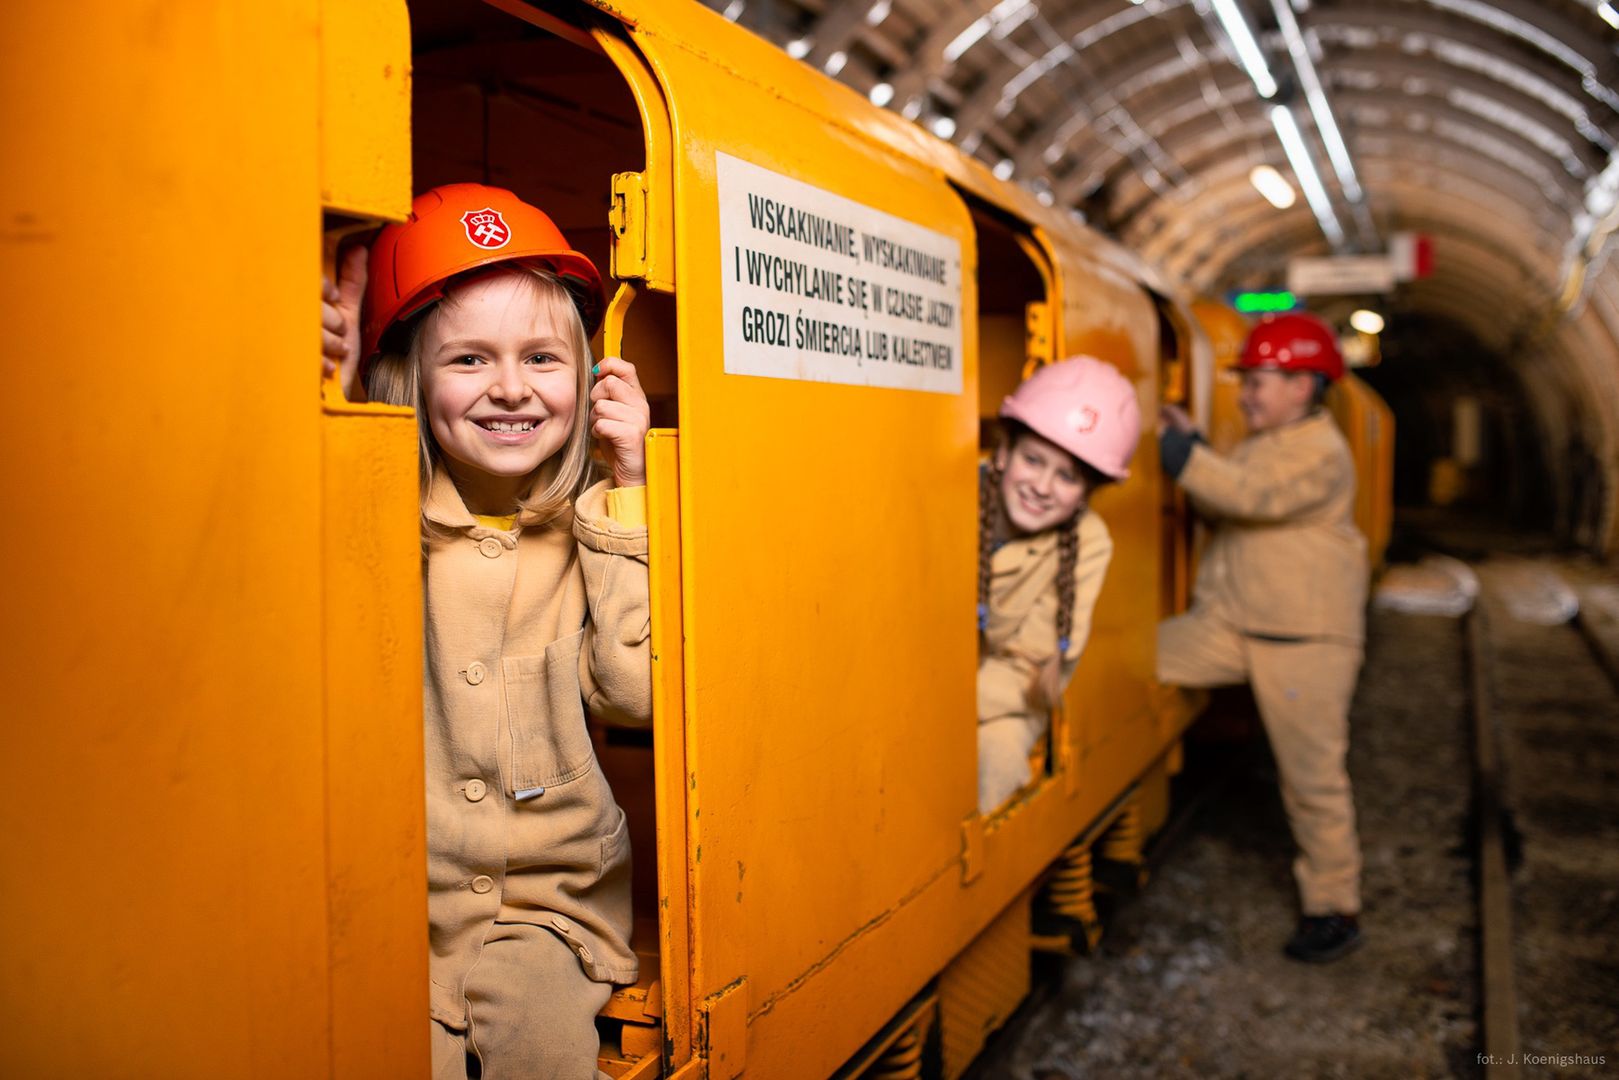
[967, 199, 1062, 813]
[407, 1, 686, 1072]
[1148, 290, 1195, 618]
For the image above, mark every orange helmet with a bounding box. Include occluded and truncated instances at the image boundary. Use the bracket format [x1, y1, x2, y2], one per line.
[361, 183, 605, 361]
[1239, 312, 1344, 381]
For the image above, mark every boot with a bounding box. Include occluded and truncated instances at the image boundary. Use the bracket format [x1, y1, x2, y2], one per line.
[1283, 914, 1362, 963]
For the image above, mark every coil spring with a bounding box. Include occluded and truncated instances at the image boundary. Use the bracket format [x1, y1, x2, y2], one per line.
[1101, 800, 1143, 865]
[1045, 843, 1099, 926]
[866, 1021, 925, 1080]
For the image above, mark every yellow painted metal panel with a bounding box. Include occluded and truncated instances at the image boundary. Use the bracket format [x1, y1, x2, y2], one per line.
[317, 5, 426, 1072]
[1135, 755, 1172, 839]
[321, 405, 430, 1079]
[647, 429, 694, 1070]
[0, 2, 333, 1073]
[1041, 248, 1164, 758]
[1371, 393, 1396, 569]
[621, 16, 981, 1077]
[1330, 374, 1395, 572]
[320, 0, 412, 220]
[1191, 299, 1251, 455]
[938, 892, 1032, 1078]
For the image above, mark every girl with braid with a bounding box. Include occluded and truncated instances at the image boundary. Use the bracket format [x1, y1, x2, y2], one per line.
[977, 356, 1142, 814]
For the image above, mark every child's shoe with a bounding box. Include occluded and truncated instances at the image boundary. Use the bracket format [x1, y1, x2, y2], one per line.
[1283, 914, 1362, 963]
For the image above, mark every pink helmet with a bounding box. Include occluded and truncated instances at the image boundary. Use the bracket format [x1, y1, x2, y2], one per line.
[999, 356, 1141, 479]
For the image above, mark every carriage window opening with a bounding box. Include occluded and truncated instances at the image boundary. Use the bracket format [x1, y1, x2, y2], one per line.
[972, 206, 1048, 455]
[410, 1, 678, 423]
[967, 200, 1063, 817]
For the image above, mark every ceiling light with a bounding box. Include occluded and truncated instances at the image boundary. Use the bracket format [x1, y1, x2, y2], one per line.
[993, 158, 1015, 180]
[943, 17, 992, 63]
[944, 0, 1033, 63]
[991, 0, 1036, 39]
[931, 116, 958, 139]
[1250, 164, 1297, 208]
[1270, 0, 1366, 208]
[1350, 309, 1385, 334]
[869, 82, 895, 107]
[824, 51, 848, 75]
[722, 0, 745, 20]
[786, 38, 811, 59]
[865, 0, 892, 26]
[1211, 0, 1278, 98]
[1271, 105, 1346, 246]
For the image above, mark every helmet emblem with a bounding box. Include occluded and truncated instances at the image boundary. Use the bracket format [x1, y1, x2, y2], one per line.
[1068, 406, 1099, 433]
[460, 208, 512, 250]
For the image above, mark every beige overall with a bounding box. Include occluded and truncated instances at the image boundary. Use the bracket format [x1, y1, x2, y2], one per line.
[422, 470, 651, 1080]
[979, 510, 1113, 813]
[1158, 411, 1368, 915]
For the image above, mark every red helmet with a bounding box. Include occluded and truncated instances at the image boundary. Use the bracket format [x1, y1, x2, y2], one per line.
[361, 183, 605, 361]
[1239, 312, 1344, 381]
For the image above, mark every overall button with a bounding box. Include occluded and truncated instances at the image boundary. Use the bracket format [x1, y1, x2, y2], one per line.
[551, 915, 573, 933]
[479, 537, 503, 559]
[465, 779, 487, 802]
[576, 944, 593, 964]
[465, 662, 487, 685]
[471, 875, 494, 895]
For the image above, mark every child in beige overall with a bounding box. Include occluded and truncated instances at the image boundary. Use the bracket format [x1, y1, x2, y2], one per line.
[1157, 312, 1368, 963]
[978, 356, 1141, 814]
[322, 183, 652, 1077]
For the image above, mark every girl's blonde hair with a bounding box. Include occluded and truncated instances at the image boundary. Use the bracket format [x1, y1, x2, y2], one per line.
[365, 266, 596, 536]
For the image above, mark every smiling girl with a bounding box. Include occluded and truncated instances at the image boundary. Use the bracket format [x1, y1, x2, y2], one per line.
[977, 357, 1141, 814]
[322, 183, 651, 1079]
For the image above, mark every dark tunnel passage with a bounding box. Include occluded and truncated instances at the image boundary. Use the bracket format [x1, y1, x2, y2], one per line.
[1357, 313, 1561, 539]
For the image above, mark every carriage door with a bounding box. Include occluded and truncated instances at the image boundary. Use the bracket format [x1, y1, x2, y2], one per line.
[405, 2, 688, 1074]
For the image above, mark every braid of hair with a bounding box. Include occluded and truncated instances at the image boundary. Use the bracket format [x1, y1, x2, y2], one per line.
[977, 460, 1004, 634]
[1054, 506, 1083, 656]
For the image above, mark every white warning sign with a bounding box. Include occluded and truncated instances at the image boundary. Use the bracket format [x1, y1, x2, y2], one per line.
[717, 152, 964, 394]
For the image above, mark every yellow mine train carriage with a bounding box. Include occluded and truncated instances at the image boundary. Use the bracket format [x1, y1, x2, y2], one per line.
[1, 1, 1385, 1078]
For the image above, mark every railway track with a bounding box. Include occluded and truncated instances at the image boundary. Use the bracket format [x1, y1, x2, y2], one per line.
[1465, 562, 1619, 1076]
[1466, 603, 1521, 1072]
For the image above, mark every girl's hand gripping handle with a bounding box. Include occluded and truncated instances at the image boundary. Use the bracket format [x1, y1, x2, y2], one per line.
[592, 282, 650, 489]
[320, 244, 369, 402]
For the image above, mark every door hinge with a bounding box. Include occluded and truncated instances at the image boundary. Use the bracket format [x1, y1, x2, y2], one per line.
[961, 815, 985, 885]
[1025, 300, 1053, 370]
[609, 170, 649, 281]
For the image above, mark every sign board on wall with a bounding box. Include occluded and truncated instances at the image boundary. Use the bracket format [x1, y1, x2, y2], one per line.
[1287, 254, 1397, 296]
[716, 152, 964, 394]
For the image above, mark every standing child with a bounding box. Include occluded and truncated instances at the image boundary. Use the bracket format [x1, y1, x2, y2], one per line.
[978, 356, 1141, 814]
[1156, 311, 1368, 963]
[322, 183, 652, 1079]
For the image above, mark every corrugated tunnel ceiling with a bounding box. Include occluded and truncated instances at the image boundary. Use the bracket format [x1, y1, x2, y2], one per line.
[705, 0, 1619, 550]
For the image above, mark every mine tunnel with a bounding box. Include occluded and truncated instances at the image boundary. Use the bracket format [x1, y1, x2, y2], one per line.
[5, 0, 1617, 1077]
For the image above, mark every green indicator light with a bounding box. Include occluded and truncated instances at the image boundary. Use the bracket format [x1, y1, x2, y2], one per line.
[1232, 291, 1297, 313]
